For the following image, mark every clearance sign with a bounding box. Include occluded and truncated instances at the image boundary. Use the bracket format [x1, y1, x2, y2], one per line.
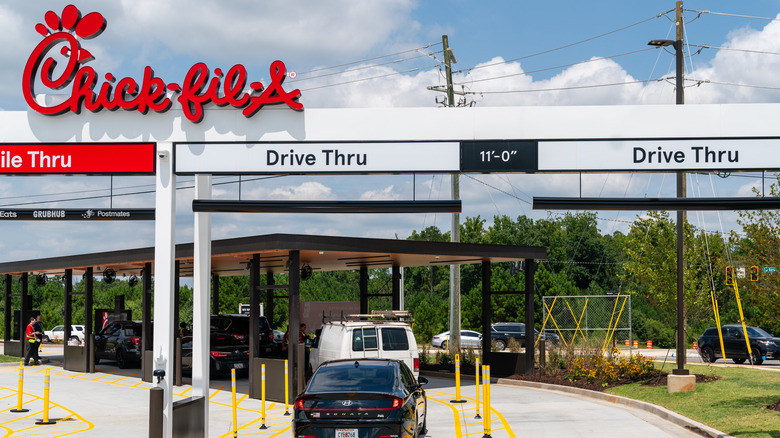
[0, 143, 155, 175]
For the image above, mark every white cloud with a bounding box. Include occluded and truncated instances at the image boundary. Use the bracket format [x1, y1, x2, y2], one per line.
[116, 0, 416, 64]
[360, 185, 401, 200]
[269, 181, 335, 200]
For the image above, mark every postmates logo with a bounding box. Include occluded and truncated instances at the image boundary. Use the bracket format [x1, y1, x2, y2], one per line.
[23, 5, 303, 123]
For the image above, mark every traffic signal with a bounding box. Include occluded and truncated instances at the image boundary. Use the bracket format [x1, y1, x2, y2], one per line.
[725, 266, 734, 286]
[750, 266, 759, 282]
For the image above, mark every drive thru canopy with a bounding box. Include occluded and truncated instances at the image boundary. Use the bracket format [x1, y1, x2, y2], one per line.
[0, 232, 546, 396]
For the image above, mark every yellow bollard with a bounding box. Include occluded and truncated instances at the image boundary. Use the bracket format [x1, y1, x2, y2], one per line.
[450, 354, 465, 403]
[35, 368, 56, 424]
[10, 362, 29, 413]
[482, 365, 491, 438]
[284, 359, 290, 416]
[259, 364, 268, 430]
[474, 356, 481, 419]
[231, 368, 238, 437]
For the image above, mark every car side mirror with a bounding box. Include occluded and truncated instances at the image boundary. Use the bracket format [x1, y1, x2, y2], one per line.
[417, 376, 429, 385]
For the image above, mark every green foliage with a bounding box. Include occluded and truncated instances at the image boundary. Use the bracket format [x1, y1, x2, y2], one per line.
[733, 176, 780, 335]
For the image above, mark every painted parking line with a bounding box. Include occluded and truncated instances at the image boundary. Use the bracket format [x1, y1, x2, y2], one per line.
[427, 388, 516, 438]
[0, 386, 95, 436]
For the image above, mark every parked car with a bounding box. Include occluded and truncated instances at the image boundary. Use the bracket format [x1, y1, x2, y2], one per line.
[698, 324, 780, 365]
[94, 320, 144, 369]
[310, 320, 420, 377]
[181, 332, 249, 375]
[491, 322, 560, 351]
[210, 314, 274, 353]
[44, 325, 85, 343]
[431, 330, 482, 349]
[294, 359, 428, 438]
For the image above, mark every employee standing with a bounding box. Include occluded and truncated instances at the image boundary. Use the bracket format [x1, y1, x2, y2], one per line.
[24, 316, 40, 366]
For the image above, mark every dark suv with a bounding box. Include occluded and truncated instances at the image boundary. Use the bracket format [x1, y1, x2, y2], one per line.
[94, 320, 144, 369]
[210, 314, 274, 354]
[491, 322, 560, 351]
[698, 324, 780, 365]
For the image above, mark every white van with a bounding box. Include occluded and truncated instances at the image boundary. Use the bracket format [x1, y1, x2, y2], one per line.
[310, 318, 419, 378]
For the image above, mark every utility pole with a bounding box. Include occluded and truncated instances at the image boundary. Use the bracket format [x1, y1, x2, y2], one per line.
[442, 35, 461, 356]
[673, 0, 688, 376]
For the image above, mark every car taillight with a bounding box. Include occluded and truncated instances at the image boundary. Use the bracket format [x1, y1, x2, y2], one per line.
[233, 334, 246, 341]
[210, 351, 229, 358]
[130, 337, 140, 346]
[413, 358, 419, 373]
[296, 398, 305, 409]
[391, 397, 403, 409]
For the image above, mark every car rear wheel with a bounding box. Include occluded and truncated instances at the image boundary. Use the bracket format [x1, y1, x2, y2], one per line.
[700, 346, 716, 363]
[494, 339, 507, 351]
[750, 350, 764, 365]
[117, 350, 128, 369]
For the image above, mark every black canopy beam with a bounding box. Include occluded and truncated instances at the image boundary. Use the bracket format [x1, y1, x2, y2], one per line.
[192, 200, 461, 214]
[533, 197, 780, 211]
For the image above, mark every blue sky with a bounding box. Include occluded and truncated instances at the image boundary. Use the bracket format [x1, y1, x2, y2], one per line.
[2, 1, 780, 265]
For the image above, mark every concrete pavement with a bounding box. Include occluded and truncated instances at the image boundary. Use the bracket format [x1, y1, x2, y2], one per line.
[0, 343, 730, 437]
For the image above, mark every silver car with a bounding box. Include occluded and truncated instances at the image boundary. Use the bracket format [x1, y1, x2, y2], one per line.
[431, 330, 482, 349]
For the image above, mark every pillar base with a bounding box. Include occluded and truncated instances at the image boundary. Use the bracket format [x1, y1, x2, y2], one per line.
[667, 374, 696, 393]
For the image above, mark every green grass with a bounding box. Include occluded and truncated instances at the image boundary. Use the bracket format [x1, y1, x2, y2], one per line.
[0, 355, 23, 363]
[607, 363, 780, 438]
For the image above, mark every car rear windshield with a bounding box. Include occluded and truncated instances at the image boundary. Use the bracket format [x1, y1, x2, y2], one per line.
[211, 316, 269, 333]
[124, 325, 142, 336]
[381, 328, 409, 351]
[212, 335, 242, 347]
[308, 364, 395, 393]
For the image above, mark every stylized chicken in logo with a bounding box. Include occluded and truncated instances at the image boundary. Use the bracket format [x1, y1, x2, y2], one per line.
[34, 5, 106, 64]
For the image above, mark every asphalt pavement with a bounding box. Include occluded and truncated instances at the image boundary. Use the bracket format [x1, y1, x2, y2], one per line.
[0, 343, 733, 437]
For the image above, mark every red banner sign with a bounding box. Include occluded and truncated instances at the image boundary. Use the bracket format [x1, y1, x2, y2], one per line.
[23, 5, 303, 124]
[0, 143, 155, 174]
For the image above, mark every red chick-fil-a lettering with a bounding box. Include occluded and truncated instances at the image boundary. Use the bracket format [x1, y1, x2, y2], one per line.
[23, 5, 302, 123]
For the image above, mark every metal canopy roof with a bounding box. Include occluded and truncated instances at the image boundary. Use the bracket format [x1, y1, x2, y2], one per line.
[0, 233, 547, 278]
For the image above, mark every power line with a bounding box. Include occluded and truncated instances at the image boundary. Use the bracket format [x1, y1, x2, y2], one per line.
[686, 9, 780, 22]
[687, 78, 780, 92]
[290, 50, 443, 84]
[689, 43, 780, 57]
[298, 64, 440, 92]
[464, 78, 655, 95]
[455, 10, 672, 76]
[0, 175, 286, 208]
[292, 43, 442, 76]
[453, 48, 655, 87]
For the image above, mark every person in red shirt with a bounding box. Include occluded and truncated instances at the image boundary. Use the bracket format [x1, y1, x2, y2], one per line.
[24, 316, 40, 366]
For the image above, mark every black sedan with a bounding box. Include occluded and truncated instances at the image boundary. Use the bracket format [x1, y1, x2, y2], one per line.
[698, 324, 780, 365]
[181, 332, 249, 375]
[294, 358, 428, 438]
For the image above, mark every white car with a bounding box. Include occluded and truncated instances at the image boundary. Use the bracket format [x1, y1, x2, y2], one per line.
[431, 330, 483, 349]
[44, 325, 85, 343]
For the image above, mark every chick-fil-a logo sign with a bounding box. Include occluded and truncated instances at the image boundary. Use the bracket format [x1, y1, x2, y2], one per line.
[23, 5, 302, 123]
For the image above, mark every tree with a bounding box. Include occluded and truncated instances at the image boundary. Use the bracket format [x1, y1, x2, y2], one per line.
[733, 180, 780, 334]
[621, 211, 725, 343]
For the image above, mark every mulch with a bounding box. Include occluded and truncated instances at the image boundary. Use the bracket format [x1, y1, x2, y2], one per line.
[502, 368, 720, 391]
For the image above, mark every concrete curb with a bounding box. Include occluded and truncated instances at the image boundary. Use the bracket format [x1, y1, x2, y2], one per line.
[496, 378, 734, 438]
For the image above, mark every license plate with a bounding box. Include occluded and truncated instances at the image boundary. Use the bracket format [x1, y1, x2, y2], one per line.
[335, 429, 358, 438]
[234, 363, 244, 369]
